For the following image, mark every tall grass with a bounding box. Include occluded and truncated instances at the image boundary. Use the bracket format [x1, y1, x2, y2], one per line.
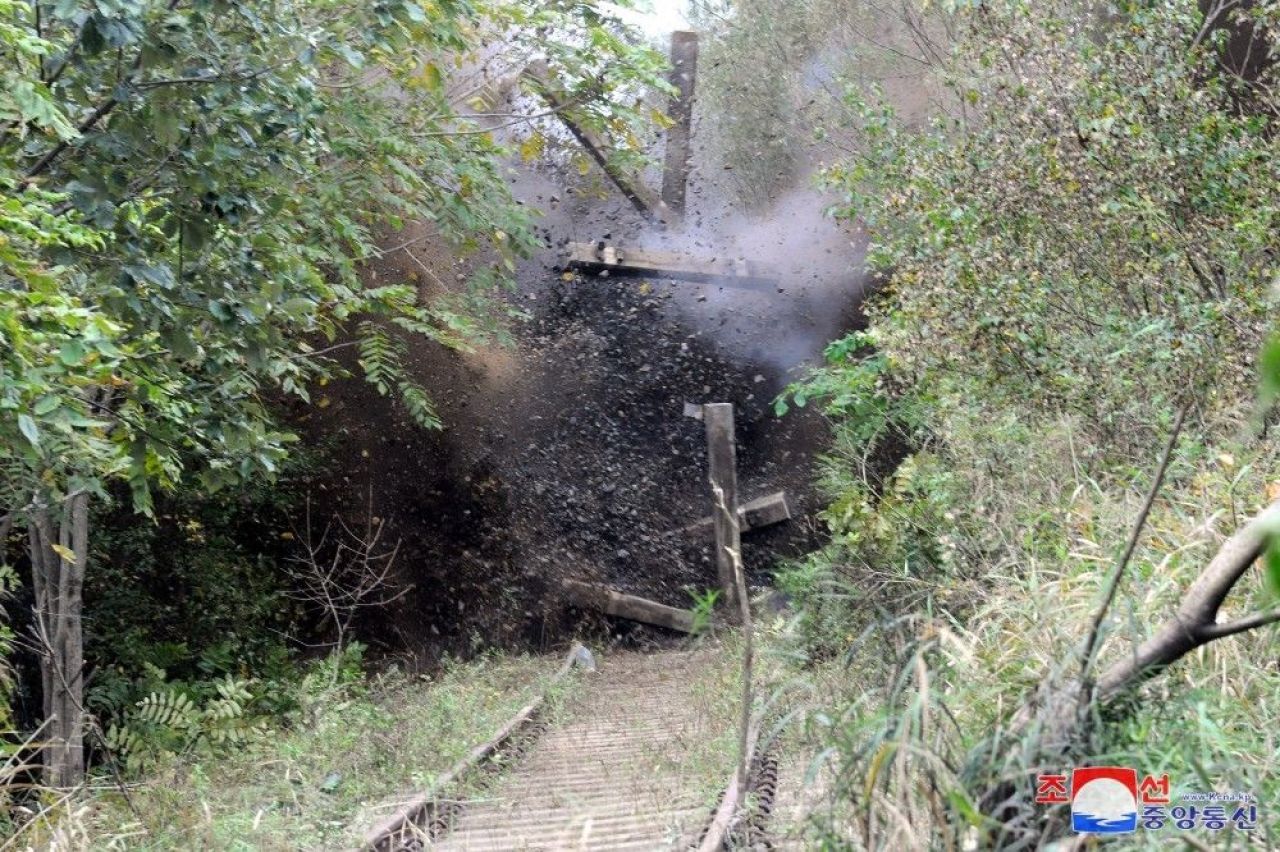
[779, 407, 1280, 849]
[10, 652, 578, 851]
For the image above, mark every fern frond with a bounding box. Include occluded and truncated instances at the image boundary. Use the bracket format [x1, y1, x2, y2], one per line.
[397, 380, 440, 429]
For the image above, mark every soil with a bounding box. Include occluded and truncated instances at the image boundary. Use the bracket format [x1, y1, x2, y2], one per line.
[290, 159, 867, 667]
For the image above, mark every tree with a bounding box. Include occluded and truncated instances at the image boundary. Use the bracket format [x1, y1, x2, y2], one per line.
[0, 0, 665, 786]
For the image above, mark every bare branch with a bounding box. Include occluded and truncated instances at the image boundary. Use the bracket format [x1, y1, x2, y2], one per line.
[1194, 607, 1280, 641]
[1097, 498, 1280, 700]
[1080, 403, 1188, 681]
[284, 490, 409, 670]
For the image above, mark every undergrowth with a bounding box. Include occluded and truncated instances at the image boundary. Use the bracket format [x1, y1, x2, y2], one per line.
[20, 650, 578, 850]
[764, 1, 1280, 847]
[776, 411, 1280, 848]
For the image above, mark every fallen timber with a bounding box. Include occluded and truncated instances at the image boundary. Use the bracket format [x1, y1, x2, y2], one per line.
[522, 63, 670, 223]
[667, 491, 792, 538]
[566, 241, 781, 287]
[561, 578, 697, 633]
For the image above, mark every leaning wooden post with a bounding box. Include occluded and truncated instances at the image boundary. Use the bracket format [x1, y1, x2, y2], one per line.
[703, 403, 741, 614]
[660, 31, 699, 219]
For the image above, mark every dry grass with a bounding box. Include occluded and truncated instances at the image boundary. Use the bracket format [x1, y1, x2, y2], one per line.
[43, 651, 581, 851]
[779, 409, 1280, 849]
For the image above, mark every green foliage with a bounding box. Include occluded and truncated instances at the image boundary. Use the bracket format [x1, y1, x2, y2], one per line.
[687, 587, 721, 635]
[777, 331, 927, 447]
[774, 0, 1280, 845]
[0, 563, 16, 731]
[78, 650, 579, 849]
[102, 675, 264, 776]
[357, 320, 439, 428]
[83, 452, 309, 697]
[776, 332, 965, 656]
[824, 1, 1278, 439]
[0, 0, 668, 517]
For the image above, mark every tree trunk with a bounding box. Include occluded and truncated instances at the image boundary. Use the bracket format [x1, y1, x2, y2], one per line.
[27, 492, 89, 788]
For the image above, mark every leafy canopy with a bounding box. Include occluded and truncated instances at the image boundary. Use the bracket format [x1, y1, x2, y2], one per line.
[0, 0, 665, 512]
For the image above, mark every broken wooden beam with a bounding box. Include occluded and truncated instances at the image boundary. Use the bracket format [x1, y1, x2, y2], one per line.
[704, 403, 741, 614]
[561, 579, 695, 633]
[566, 241, 779, 287]
[740, 490, 792, 529]
[522, 63, 670, 223]
[661, 31, 699, 218]
[669, 491, 791, 538]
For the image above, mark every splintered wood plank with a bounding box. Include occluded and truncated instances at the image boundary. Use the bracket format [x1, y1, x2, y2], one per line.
[703, 403, 741, 614]
[566, 242, 779, 286]
[741, 490, 792, 529]
[562, 579, 696, 633]
[671, 491, 792, 538]
[661, 31, 699, 217]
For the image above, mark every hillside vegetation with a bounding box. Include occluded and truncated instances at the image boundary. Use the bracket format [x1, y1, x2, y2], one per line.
[762, 0, 1280, 846]
[3, 0, 1280, 849]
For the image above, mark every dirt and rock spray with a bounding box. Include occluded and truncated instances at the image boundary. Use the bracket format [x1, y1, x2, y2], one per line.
[295, 128, 868, 665]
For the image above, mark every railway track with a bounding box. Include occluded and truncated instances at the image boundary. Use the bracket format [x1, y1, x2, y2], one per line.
[432, 648, 727, 850]
[362, 643, 805, 851]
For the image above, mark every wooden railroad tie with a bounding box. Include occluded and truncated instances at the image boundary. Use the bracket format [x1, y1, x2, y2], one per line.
[566, 241, 780, 287]
[561, 579, 696, 634]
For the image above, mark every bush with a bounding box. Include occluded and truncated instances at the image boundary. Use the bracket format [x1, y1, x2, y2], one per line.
[82, 456, 313, 771]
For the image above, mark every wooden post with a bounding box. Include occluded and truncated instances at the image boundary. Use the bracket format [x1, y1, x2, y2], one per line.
[661, 31, 698, 218]
[703, 403, 741, 613]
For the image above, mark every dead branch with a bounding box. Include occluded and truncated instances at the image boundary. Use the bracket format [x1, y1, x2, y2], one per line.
[285, 489, 410, 661]
[1095, 497, 1280, 699]
[982, 497, 1280, 842]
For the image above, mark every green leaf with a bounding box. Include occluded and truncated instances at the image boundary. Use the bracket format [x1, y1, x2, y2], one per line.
[17, 414, 40, 448]
[1266, 536, 1280, 599]
[59, 340, 87, 366]
[33, 395, 61, 416]
[10, 80, 79, 140]
[1261, 336, 1280, 405]
[420, 61, 443, 93]
[333, 43, 364, 69]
